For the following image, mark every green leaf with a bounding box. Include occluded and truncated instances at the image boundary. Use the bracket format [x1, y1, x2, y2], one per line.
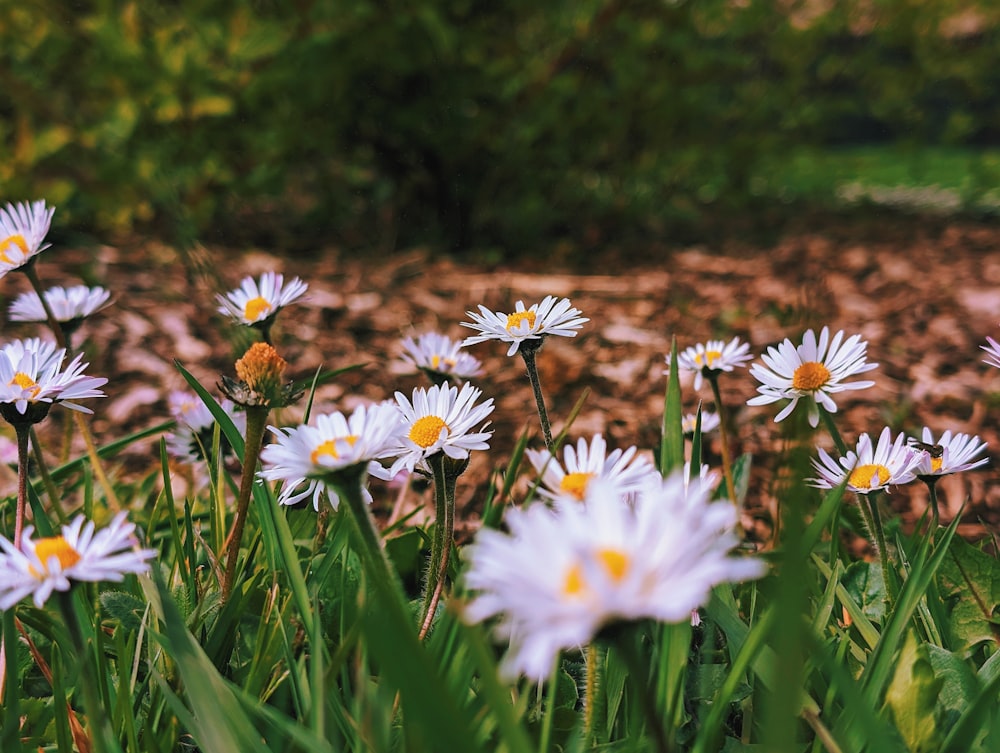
[883, 632, 943, 752]
[99, 590, 147, 632]
[659, 336, 683, 475]
[936, 536, 1000, 652]
[842, 560, 888, 626]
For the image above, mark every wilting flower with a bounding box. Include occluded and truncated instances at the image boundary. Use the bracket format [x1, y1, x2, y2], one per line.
[907, 427, 989, 479]
[218, 342, 301, 408]
[982, 336, 1000, 369]
[259, 402, 403, 509]
[747, 327, 877, 427]
[809, 426, 921, 494]
[165, 390, 246, 464]
[0, 512, 156, 609]
[525, 434, 657, 504]
[463, 473, 766, 681]
[9, 285, 111, 325]
[216, 271, 307, 326]
[676, 337, 753, 391]
[682, 411, 721, 435]
[400, 332, 482, 382]
[0, 200, 55, 277]
[461, 296, 588, 357]
[0, 338, 107, 422]
[388, 383, 494, 475]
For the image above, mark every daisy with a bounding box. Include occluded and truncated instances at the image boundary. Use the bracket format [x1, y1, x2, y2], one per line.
[0, 200, 55, 277]
[0, 338, 107, 421]
[676, 337, 753, 391]
[907, 428, 989, 478]
[400, 332, 482, 382]
[259, 402, 403, 509]
[216, 271, 307, 326]
[682, 410, 721, 435]
[982, 336, 1000, 369]
[388, 383, 494, 475]
[165, 390, 246, 465]
[525, 434, 657, 504]
[9, 285, 111, 324]
[461, 296, 588, 357]
[809, 426, 922, 494]
[462, 473, 766, 681]
[747, 327, 878, 428]
[0, 512, 156, 609]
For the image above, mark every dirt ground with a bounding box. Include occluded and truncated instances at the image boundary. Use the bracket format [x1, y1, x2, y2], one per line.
[9, 215, 1000, 546]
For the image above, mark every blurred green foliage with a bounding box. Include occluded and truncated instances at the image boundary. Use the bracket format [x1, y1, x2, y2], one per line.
[2, 0, 1000, 252]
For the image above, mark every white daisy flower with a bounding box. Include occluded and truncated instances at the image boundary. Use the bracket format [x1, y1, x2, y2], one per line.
[676, 337, 753, 391]
[9, 285, 111, 324]
[259, 402, 403, 509]
[525, 434, 657, 504]
[747, 327, 878, 428]
[0, 200, 55, 277]
[907, 427, 989, 478]
[463, 473, 766, 681]
[388, 382, 494, 475]
[461, 296, 589, 357]
[0, 338, 107, 419]
[165, 390, 246, 465]
[682, 410, 721, 435]
[400, 332, 482, 381]
[982, 336, 1000, 369]
[0, 512, 156, 609]
[809, 426, 921, 494]
[216, 271, 307, 325]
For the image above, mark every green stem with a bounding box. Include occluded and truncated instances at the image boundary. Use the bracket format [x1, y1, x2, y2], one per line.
[614, 628, 673, 753]
[418, 454, 456, 639]
[13, 424, 31, 550]
[520, 346, 553, 452]
[583, 644, 604, 746]
[862, 491, 896, 612]
[1, 609, 21, 751]
[818, 407, 848, 456]
[707, 374, 738, 507]
[925, 479, 940, 528]
[538, 658, 560, 753]
[222, 404, 269, 600]
[29, 427, 67, 525]
[21, 260, 68, 351]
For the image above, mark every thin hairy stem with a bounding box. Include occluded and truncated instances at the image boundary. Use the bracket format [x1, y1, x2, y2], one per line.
[708, 374, 738, 506]
[14, 424, 31, 550]
[222, 404, 269, 600]
[520, 346, 553, 451]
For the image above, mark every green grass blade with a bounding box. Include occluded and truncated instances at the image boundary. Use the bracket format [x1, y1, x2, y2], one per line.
[660, 336, 683, 474]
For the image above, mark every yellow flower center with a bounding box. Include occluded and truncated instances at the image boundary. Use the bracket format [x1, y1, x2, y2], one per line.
[31, 536, 81, 575]
[792, 361, 831, 391]
[695, 349, 723, 368]
[243, 296, 273, 321]
[505, 310, 537, 333]
[0, 234, 29, 265]
[930, 457, 943, 473]
[562, 548, 632, 598]
[559, 471, 595, 500]
[9, 371, 41, 398]
[409, 415, 449, 448]
[848, 464, 891, 490]
[310, 435, 359, 464]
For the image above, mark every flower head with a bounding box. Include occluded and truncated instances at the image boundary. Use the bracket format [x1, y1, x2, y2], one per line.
[0, 338, 107, 423]
[216, 271, 307, 326]
[461, 296, 588, 357]
[388, 382, 494, 475]
[259, 402, 403, 509]
[400, 332, 482, 383]
[907, 427, 989, 479]
[463, 473, 766, 681]
[0, 512, 156, 609]
[809, 426, 921, 494]
[218, 342, 301, 408]
[9, 285, 111, 325]
[676, 337, 753, 391]
[682, 410, 721, 436]
[747, 327, 877, 427]
[525, 434, 657, 504]
[0, 200, 55, 277]
[982, 336, 1000, 369]
[165, 390, 246, 465]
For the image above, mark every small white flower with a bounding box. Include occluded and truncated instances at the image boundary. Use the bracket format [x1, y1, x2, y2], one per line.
[165, 390, 246, 465]
[9, 285, 111, 324]
[388, 383, 494, 475]
[400, 332, 482, 381]
[907, 427, 989, 478]
[525, 434, 657, 504]
[982, 336, 1000, 369]
[259, 402, 403, 509]
[463, 473, 766, 681]
[216, 271, 307, 325]
[675, 337, 753, 391]
[0, 338, 107, 418]
[461, 296, 588, 357]
[682, 411, 721, 435]
[809, 426, 921, 494]
[747, 327, 877, 428]
[0, 512, 156, 609]
[0, 200, 55, 277]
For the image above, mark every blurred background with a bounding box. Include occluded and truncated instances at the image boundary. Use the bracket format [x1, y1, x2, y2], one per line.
[3, 0, 1000, 258]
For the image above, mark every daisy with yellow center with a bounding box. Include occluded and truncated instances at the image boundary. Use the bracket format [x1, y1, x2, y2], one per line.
[216, 271, 308, 326]
[165, 390, 246, 466]
[259, 402, 403, 510]
[0, 200, 55, 278]
[525, 434, 658, 504]
[675, 337, 753, 391]
[462, 474, 766, 681]
[907, 427, 989, 479]
[747, 326, 878, 428]
[400, 332, 482, 382]
[0, 512, 155, 609]
[461, 295, 588, 357]
[0, 337, 107, 421]
[809, 426, 921, 494]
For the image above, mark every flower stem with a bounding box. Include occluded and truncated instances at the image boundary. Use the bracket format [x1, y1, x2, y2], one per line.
[13, 424, 31, 551]
[222, 404, 269, 600]
[30, 428, 67, 525]
[520, 346, 553, 452]
[818, 407, 848, 456]
[0, 609, 20, 750]
[613, 628, 673, 753]
[583, 644, 604, 745]
[861, 491, 896, 612]
[22, 260, 68, 351]
[707, 374, 738, 507]
[419, 454, 456, 639]
[925, 479, 940, 527]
